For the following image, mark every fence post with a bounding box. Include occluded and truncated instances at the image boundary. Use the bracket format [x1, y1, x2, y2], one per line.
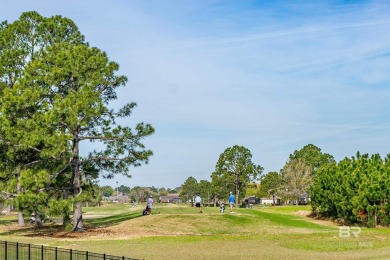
[41, 245, 44, 260]
[28, 244, 30, 260]
[70, 249, 72, 260]
[55, 247, 57, 260]
[86, 251, 88, 260]
[4, 241, 7, 260]
[104, 253, 106, 260]
[16, 242, 18, 260]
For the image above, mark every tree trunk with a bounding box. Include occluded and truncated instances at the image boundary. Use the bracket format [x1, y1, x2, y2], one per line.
[235, 174, 239, 207]
[73, 201, 83, 231]
[236, 190, 239, 208]
[18, 212, 25, 226]
[34, 210, 42, 228]
[72, 133, 84, 232]
[17, 174, 25, 226]
[6, 205, 11, 215]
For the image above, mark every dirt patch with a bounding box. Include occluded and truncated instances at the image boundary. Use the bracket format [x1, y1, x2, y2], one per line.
[289, 210, 338, 227]
[294, 210, 311, 216]
[1, 214, 197, 240]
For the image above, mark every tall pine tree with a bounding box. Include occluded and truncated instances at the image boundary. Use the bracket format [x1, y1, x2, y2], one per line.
[0, 12, 154, 231]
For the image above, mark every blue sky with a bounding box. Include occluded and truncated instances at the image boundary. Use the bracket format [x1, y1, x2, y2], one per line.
[2, 1, 390, 189]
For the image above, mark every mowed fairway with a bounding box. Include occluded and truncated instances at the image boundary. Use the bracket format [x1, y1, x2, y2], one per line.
[1, 204, 390, 260]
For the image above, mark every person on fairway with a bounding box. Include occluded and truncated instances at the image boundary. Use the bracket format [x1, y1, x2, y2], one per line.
[147, 195, 154, 215]
[229, 191, 235, 213]
[195, 194, 202, 213]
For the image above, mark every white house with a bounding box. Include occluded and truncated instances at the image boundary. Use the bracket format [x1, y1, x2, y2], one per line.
[259, 197, 280, 205]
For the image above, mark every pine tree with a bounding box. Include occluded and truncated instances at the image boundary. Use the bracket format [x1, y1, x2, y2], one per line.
[0, 12, 154, 231]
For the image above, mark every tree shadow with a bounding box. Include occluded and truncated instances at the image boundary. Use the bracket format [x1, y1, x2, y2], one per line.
[0, 219, 18, 226]
[0, 224, 44, 237]
[0, 211, 143, 238]
[85, 211, 143, 227]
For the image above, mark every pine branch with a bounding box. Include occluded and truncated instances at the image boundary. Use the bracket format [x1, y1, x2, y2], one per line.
[79, 136, 126, 141]
[50, 164, 71, 179]
[81, 156, 132, 162]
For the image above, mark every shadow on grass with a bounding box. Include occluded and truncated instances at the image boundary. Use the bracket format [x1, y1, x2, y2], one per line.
[0, 212, 143, 238]
[0, 219, 18, 226]
[85, 211, 143, 227]
[244, 209, 333, 230]
[0, 224, 49, 237]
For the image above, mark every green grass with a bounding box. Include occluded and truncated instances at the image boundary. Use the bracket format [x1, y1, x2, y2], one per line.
[85, 211, 142, 227]
[82, 203, 132, 213]
[241, 209, 330, 229]
[1, 204, 390, 259]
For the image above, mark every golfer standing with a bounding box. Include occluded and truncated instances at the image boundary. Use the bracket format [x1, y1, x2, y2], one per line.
[147, 195, 154, 215]
[228, 191, 235, 213]
[195, 194, 202, 213]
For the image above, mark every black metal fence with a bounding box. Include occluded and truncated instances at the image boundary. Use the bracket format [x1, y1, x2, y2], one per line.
[0, 241, 141, 260]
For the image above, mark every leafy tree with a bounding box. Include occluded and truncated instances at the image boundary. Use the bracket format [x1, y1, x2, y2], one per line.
[149, 186, 158, 193]
[129, 186, 149, 203]
[167, 188, 178, 194]
[209, 173, 227, 206]
[158, 187, 168, 196]
[244, 182, 259, 199]
[47, 198, 73, 228]
[144, 187, 159, 200]
[118, 185, 131, 195]
[179, 176, 199, 206]
[0, 12, 154, 231]
[100, 185, 115, 197]
[212, 145, 263, 207]
[0, 144, 46, 226]
[289, 144, 334, 174]
[14, 169, 50, 227]
[84, 183, 103, 207]
[258, 171, 282, 205]
[198, 180, 211, 204]
[282, 144, 334, 206]
[281, 159, 312, 205]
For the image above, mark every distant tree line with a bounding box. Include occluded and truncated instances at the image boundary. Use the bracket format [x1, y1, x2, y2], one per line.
[179, 144, 334, 208]
[179, 144, 390, 227]
[100, 185, 180, 203]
